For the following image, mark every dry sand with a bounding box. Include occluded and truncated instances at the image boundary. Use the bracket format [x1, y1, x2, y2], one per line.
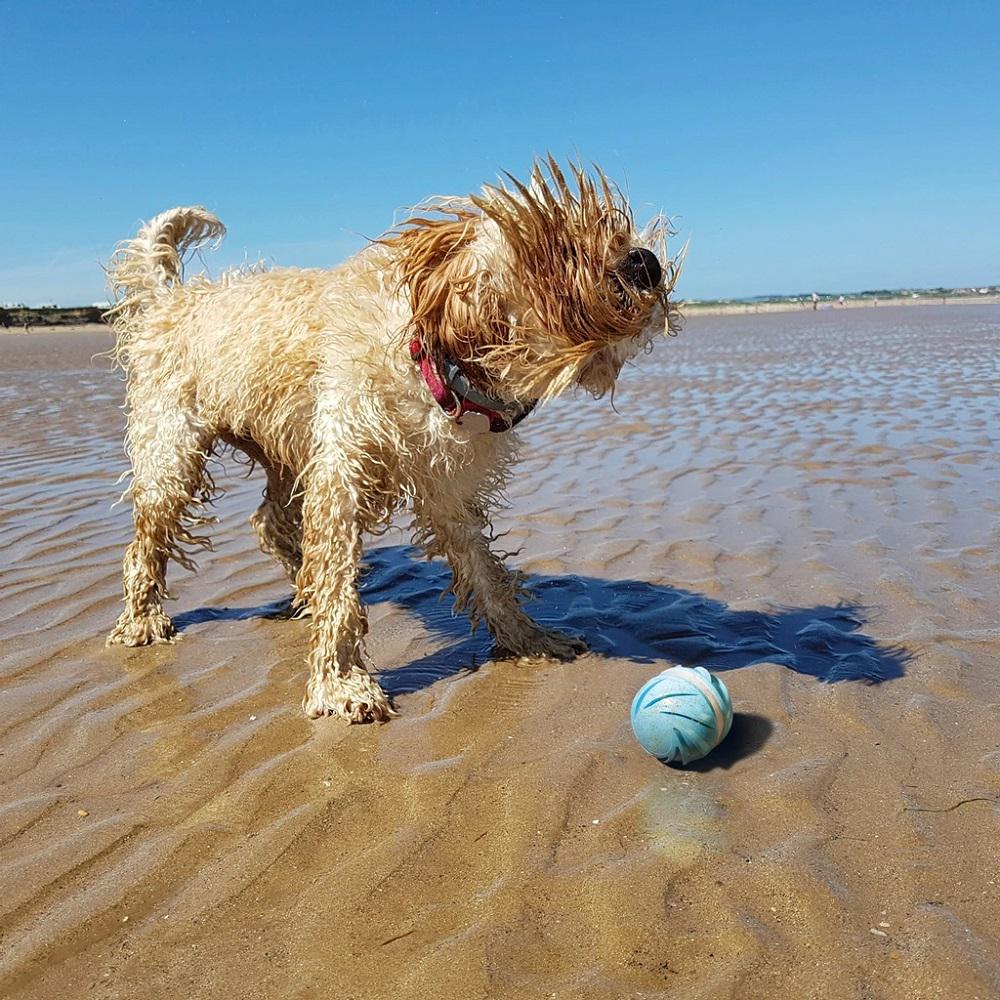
[683, 294, 1000, 316]
[1, 306, 998, 999]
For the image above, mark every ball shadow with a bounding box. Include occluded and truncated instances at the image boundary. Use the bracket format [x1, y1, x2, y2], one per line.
[677, 712, 775, 772]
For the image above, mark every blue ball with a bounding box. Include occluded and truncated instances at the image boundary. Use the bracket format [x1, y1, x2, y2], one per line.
[630, 666, 733, 765]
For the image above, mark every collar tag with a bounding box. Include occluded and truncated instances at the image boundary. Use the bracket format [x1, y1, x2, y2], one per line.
[456, 410, 492, 435]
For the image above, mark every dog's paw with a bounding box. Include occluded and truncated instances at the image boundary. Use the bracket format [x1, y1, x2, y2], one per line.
[303, 668, 397, 723]
[500, 626, 588, 662]
[106, 611, 176, 647]
[261, 597, 311, 621]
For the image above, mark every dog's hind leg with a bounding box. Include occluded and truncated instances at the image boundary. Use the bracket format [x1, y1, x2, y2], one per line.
[107, 398, 213, 647]
[296, 445, 394, 722]
[414, 498, 587, 660]
[251, 464, 303, 586]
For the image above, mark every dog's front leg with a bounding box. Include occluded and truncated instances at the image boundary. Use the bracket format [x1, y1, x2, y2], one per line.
[297, 457, 394, 723]
[415, 501, 587, 660]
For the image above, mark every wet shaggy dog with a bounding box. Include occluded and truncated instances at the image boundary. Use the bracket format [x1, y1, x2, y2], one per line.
[105, 160, 680, 722]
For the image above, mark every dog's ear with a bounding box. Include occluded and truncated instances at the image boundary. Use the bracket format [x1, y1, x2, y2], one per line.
[384, 210, 507, 362]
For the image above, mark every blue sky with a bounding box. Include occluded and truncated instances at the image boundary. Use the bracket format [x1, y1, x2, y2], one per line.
[2, 0, 997, 305]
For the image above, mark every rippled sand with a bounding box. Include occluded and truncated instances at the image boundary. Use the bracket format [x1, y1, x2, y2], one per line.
[2, 308, 998, 999]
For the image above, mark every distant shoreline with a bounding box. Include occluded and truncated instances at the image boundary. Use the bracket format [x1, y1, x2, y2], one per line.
[0, 322, 113, 337]
[681, 293, 1000, 316]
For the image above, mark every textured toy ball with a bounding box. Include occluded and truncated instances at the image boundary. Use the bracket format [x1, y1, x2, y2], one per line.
[630, 666, 733, 765]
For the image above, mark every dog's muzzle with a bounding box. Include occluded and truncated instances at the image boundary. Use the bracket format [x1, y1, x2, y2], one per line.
[616, 247, 662, 291]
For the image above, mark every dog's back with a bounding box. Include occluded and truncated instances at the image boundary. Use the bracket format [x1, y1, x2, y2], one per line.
[106, 209, 403, 471]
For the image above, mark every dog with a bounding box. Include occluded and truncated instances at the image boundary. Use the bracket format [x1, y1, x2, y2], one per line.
[105, 159, 680, 722]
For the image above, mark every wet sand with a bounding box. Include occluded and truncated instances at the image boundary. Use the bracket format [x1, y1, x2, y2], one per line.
[1, 306, 998, 999]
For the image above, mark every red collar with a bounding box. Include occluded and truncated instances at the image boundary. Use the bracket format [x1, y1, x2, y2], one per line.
[409, 340, 536, 433]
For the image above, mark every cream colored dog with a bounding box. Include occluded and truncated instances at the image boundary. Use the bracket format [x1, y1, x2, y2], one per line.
[105, 159, 679, 722]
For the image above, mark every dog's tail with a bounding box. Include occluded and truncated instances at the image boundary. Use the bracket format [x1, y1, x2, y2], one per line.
[105, 206, 226, 331]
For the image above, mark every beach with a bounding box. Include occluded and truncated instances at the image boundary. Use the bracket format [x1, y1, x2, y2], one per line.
[1, 305, 998, 999]
[682, 293, 1000, 316]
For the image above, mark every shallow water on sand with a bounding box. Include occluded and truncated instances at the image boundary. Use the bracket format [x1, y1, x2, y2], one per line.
[1, 308, 998, 999]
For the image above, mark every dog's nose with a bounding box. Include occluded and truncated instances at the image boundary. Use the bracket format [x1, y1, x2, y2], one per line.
[616, 247, 662, 291]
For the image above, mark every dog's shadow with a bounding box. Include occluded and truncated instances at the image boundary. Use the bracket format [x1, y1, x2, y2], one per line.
[176, 544, 910, 705]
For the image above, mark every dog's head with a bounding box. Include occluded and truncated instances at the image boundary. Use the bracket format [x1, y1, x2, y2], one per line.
[385, 159, 681, 403]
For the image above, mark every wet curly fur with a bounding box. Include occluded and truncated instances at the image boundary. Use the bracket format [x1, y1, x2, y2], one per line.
[104, 159, 680, 723]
